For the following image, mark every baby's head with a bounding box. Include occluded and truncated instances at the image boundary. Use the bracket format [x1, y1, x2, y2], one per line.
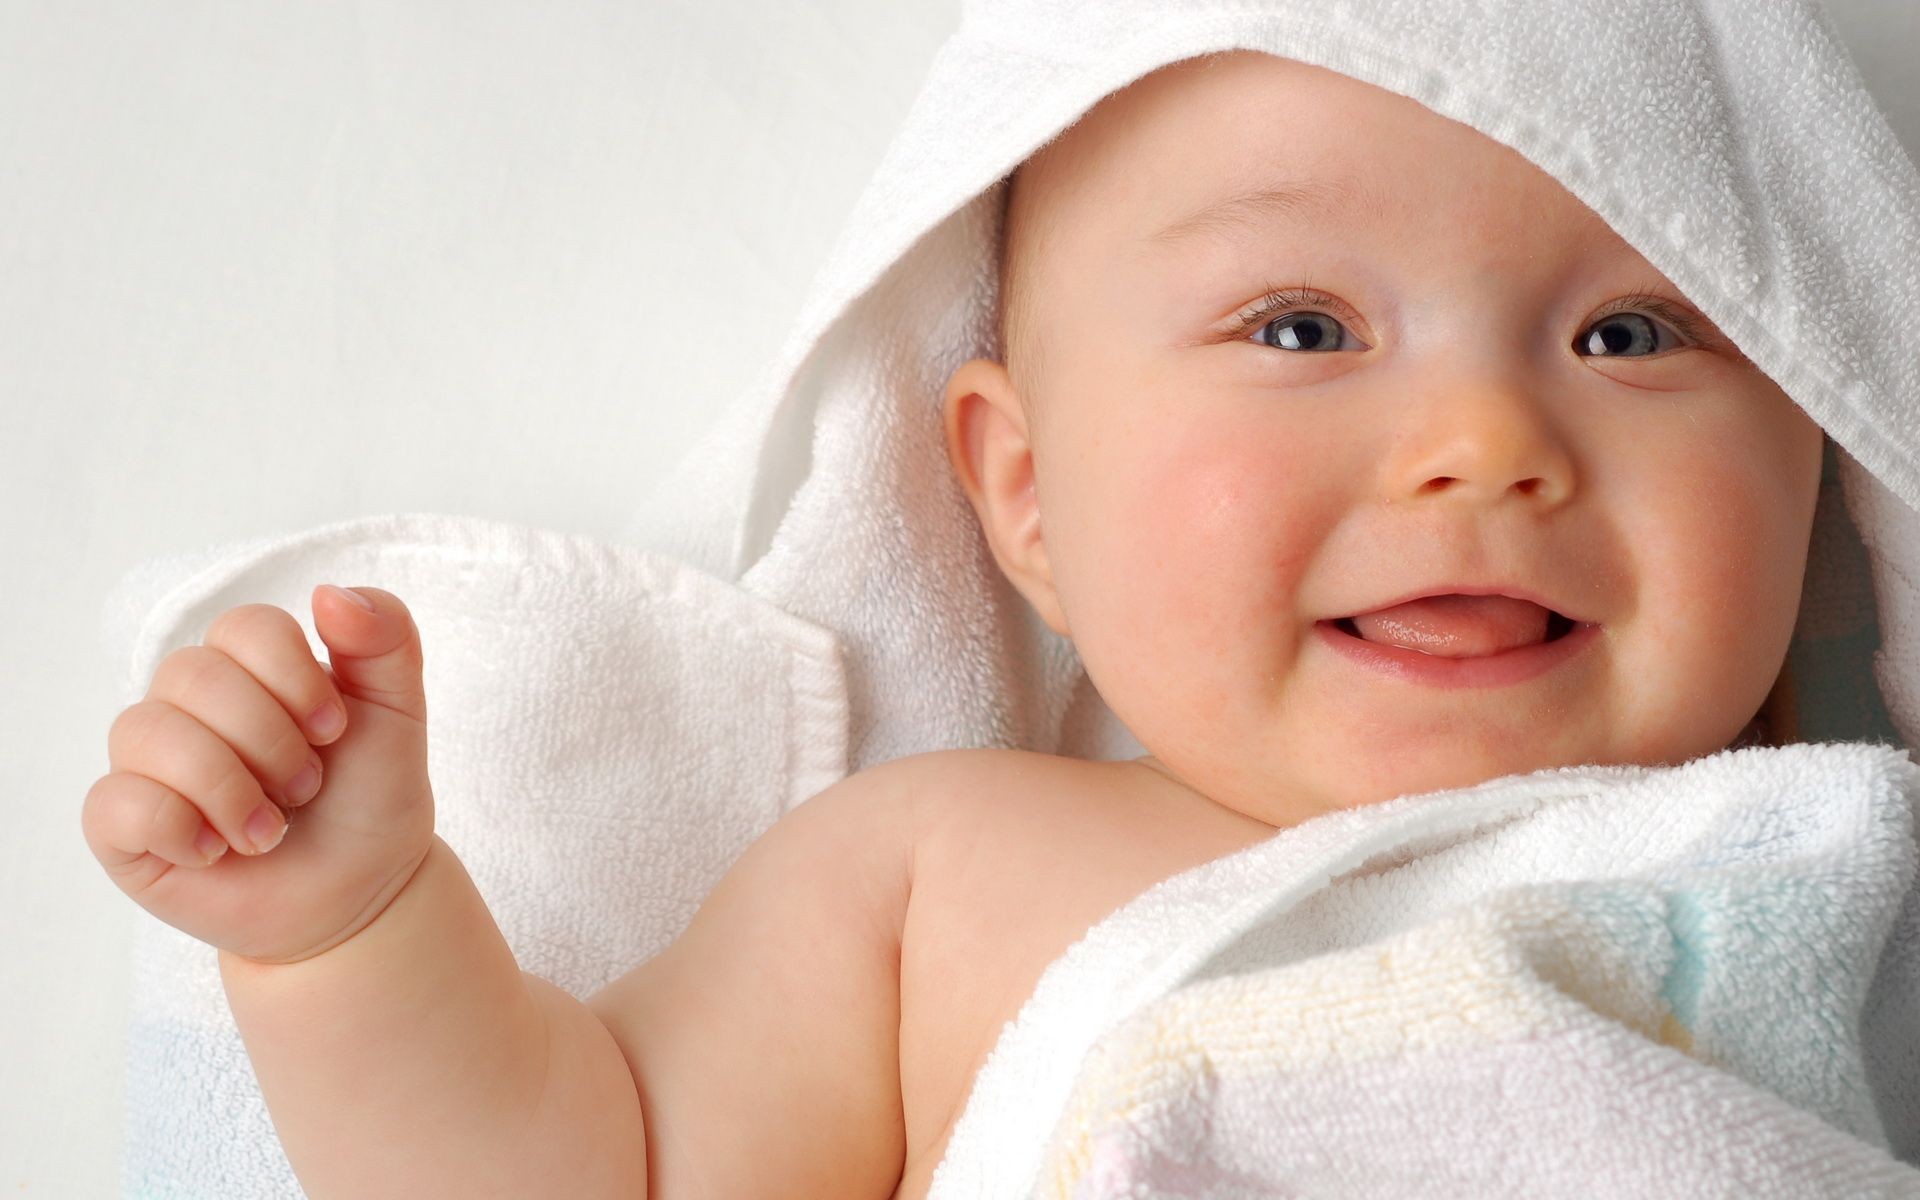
[942, 49, 1826, 828]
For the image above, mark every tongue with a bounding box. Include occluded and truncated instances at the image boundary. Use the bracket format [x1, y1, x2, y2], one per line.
[1349, 595, 1552, 657]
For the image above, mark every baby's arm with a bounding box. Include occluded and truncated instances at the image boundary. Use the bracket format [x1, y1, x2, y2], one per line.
[583, 759, 919, 1197]
[83, 586, 917, 1197]
[218, 835, 646, 1196]
[226, 754, 920, 1199]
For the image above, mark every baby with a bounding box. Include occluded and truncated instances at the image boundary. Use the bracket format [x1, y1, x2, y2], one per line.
[81, 49, 1825, 1199]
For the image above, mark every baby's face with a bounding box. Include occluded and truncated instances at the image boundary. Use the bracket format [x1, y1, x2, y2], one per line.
[943, 50, 1825, 829]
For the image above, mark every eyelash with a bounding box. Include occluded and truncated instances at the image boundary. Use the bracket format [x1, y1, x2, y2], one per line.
[1228, 283, 1715, 348]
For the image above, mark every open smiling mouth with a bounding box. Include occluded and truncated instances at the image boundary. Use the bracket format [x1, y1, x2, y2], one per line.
[1315, 595, 1599, 689]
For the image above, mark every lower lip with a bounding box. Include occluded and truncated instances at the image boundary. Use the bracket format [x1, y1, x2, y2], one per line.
[1314, 619, 1601, 689]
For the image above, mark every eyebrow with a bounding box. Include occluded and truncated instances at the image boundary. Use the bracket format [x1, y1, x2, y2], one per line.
[1142, 179, 1370, 248]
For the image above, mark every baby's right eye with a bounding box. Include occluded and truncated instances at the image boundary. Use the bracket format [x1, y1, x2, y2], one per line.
[1250, 310, 1358, 353]
[1234, 285, 1367, 354]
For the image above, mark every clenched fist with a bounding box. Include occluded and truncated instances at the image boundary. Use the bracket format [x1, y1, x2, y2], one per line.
[82, 584, 436, 966]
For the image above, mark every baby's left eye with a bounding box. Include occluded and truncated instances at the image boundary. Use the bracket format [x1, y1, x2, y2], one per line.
[1575, 312, 1688, 358]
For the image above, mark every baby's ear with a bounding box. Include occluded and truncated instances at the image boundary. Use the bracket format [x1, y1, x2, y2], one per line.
[941, 358, 1069, 637]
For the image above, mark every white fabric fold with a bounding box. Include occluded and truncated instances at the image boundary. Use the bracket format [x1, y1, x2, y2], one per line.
[923, 741, 1920, 1197]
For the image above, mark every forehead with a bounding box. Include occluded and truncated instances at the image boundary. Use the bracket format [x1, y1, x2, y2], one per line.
[1141, 177, 1393, 252]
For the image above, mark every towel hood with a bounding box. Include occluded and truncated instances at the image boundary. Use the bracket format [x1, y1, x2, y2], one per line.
[626, 0, 1920, 772]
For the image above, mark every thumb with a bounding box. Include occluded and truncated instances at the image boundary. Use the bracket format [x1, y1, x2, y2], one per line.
[311, 584, 429, 727]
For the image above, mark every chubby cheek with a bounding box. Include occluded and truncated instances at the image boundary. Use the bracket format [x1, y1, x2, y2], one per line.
[1620, 451, 1808, 752]
[1069, 420, 1326, 728]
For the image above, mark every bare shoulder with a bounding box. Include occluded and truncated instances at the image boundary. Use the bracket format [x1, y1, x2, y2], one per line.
[885, 745, 1265, 887]
[891, 746, 1156, 970]
[882, 745, 1115, 826]
[890, 748, 1272, 1194]
[900, 747, 1198, 867]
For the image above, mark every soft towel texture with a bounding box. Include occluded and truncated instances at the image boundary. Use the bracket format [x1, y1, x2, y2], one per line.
[99, 0, 1920, 1194]
[935, 741, 1920, 1197]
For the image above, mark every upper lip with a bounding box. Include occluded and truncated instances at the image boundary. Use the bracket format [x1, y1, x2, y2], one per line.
[1334, 584, 1595, 625]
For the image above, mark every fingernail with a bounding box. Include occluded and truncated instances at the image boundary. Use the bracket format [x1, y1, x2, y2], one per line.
[245, 803, 287, 854]
[194, 825, 228, 865]
[307, 701, 344, 741]
[282, 759, 321, 807]
[325, 584, 376, 613]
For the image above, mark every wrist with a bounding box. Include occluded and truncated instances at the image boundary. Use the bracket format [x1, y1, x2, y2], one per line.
[219, 836, 441, 972]
[213, 833, 549, 1195]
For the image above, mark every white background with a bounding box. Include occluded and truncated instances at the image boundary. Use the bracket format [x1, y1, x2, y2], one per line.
[3, 1, 1914, 1193]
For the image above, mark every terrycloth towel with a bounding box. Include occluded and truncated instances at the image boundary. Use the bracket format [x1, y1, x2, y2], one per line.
[100, 0, 1920, 1194]
[926, 741, 1920, 1198]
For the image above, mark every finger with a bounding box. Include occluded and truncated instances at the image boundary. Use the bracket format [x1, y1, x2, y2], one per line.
[310, 585, 428, 727]
[201, 603, 347, 746]
[82, 770, 232, 873]
[107, 699, 291, 856]
[145, 644, 325, 810]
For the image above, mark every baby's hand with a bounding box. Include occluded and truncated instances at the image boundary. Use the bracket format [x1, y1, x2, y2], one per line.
[81, 585, 437, 965]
